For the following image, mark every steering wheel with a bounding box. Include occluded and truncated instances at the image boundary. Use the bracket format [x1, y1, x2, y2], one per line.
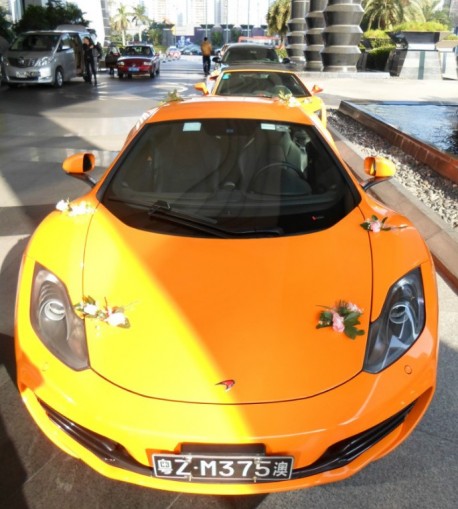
[248, 162, 310, 196]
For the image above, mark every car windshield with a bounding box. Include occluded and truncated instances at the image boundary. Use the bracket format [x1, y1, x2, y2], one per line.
[216, 71, 310, 98]
[124, 45, 153, 56]
[101, 119, 359, 238]
[10, 33, 60, 52]
[222, 47, 279, 64]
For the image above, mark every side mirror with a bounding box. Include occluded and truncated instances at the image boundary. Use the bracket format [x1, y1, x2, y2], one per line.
[62, 153, 97, 187]
[282, 57, 291, 64]
[362, 156, 396, 191]
[194, 82, 209, 95]
[311, 84, 323, 94]
[212, 56, 221, 63]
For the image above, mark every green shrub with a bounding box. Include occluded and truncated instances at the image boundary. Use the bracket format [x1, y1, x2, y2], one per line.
[366, 45, 395, 71]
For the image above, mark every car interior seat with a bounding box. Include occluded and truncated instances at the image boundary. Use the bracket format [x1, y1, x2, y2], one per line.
[238, 129, 312, 196]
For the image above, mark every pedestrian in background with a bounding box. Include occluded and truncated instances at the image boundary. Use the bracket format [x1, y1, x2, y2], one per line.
[83, 36, 97, 85]
[200, 37, 212, 76]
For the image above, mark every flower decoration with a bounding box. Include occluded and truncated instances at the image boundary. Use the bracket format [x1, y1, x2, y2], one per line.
[316, 301, 364, 339]
[277, 91, 300, 108]
[360, 215, 407, 233]
[56, 199, 95, 216]
[161, 89, 184, 104]
[74, 296, 130, 328]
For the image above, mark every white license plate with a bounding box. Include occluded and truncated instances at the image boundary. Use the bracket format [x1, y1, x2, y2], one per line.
[16, 71, 28, 78]
[153, 454, 293, 482]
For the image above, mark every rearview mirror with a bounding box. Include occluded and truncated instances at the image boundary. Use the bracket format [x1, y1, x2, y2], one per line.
[194, 82, 209, 95]
[62, 153, 97, 187]
[362, 156, 396, 190]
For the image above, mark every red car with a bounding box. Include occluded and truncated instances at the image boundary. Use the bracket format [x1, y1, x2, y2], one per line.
[116, 44, 160, 79]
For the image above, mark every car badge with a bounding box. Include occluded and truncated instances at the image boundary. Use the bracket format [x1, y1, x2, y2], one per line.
[216, 379, 235, 391]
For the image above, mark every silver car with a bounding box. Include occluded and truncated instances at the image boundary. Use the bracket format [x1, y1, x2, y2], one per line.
[1, 30, 92, 87]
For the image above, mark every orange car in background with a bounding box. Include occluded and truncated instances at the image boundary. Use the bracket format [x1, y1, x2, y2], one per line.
[195, 64, 327, 127]
[15, 97, 438, 495]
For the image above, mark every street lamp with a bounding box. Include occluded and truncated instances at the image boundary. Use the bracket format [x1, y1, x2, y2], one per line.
[247, 0, 250, 38]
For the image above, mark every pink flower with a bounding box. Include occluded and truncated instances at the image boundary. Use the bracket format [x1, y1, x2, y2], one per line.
[332, 312, 345, 333]
[369, 220, 381, 233]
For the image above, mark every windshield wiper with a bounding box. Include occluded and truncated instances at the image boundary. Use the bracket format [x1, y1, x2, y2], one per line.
[148, 201, 283, 238]
[148, 200, 231, 238]
[107, 197, 283, 237]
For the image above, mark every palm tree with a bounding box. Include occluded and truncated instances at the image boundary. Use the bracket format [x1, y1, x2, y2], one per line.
[362, 0, 405, 30]
[405, 0, 443, 22]
[112, 4, 130, 46]
[266, 0, 291, 45]
[131, 5, 150, 41]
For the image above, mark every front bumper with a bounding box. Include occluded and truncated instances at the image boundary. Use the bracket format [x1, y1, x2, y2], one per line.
[16, 326, 436, 495]
[2, 65, 54, 84]
[117, 64, 153, 76]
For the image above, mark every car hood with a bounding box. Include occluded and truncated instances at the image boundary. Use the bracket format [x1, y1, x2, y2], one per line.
[83, 205, 372, 404]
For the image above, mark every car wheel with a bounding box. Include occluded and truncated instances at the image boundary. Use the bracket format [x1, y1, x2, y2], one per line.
[118, 72, 124, 79]
[156, 65, 160, 76]
[54, 67, 64, 88]
[128, 74, 132, 79]
[150, 68, 155, 79]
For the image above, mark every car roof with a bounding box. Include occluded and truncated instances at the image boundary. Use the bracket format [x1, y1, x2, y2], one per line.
[146, 96, 316, 125]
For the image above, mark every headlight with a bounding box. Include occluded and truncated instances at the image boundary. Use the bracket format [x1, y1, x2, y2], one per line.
[118, 61, 125, 66]
[364, 268, 425, 374]
[36, 56, 53, 67]
[143, 61, 151, 65]
[30, 264, 89, 370]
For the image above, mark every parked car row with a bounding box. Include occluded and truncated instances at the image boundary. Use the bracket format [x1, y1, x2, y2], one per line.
[0, 27, 97, 88]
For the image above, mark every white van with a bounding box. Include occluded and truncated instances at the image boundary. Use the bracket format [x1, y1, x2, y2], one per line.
[1, 29, 94, 87]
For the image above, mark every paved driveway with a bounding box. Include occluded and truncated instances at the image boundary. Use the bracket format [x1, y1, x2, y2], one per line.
[1, 59, 457, 508]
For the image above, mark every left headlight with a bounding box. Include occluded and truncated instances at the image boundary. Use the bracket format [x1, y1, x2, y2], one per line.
[36, 56, 53, 67]
[30, 264, 89, 370]
[364, 268, 425, 374]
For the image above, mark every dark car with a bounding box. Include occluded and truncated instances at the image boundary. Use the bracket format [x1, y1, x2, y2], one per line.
[103, 45, 122, 75]
[116, 43, 160, 79]
[181, 44, 201, 55]
[213, 43, 289, 70]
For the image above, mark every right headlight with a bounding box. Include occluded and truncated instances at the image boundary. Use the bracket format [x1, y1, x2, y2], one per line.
[36, 56, 53, 67]
[364, 268, 425, 374]
[30, 264, 89, 371]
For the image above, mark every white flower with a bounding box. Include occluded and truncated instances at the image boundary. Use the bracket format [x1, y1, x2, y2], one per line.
[106, 312, 128, 327]
[56, 199, 94, 216]
[56, 199, 70, 212]
[83, 303, 99, 316]
[347, 302, 362, 313]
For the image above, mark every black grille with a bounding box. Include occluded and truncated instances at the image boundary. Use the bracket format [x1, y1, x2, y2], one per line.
[9, 58, 37, 68]
[38, 399, 415, 481]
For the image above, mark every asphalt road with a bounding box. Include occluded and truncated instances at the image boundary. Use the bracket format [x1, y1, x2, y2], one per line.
[0, 56, 457, 509]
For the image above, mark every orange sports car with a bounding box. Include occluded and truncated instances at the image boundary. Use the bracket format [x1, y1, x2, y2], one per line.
[195, 64, 326, 127]
[15, 96, 438, 495]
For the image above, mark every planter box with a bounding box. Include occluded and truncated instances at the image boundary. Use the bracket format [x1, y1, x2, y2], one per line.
[388, 31, 451, 50]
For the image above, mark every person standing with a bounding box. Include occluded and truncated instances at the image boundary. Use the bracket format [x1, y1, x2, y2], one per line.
[200, 37, 212, 76]
[83, 36, 97, 85]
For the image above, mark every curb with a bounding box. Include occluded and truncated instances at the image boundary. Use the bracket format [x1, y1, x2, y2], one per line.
[329, 125, 458, 294]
